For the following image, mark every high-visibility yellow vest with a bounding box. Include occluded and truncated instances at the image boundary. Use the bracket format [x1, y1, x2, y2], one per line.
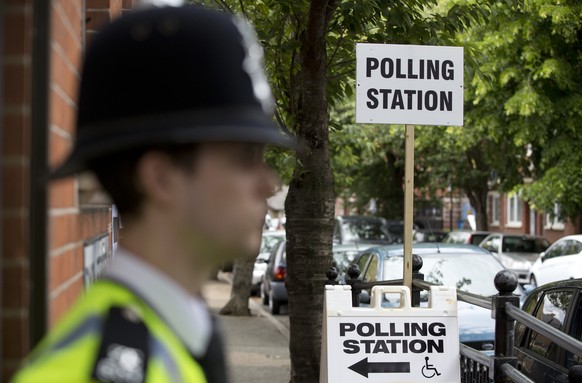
[11, 280, 210, 383]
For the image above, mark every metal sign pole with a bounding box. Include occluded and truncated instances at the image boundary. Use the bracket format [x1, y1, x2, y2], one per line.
[403, 124, 415, 291]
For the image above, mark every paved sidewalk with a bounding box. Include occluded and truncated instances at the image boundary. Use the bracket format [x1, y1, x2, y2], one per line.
[201, 278, 290, 383]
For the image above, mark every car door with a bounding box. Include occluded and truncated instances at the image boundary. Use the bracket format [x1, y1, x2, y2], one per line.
[515, 287, 579, 383]
[541, 240, 582, 285]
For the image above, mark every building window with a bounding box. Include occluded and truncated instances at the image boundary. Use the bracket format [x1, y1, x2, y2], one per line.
[545, 203, 564, 230]
[490, 194, 500, 226]
[507, 194, 522, 227]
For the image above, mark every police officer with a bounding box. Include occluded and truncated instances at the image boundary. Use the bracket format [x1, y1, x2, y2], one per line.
[11, 4, 295, 383]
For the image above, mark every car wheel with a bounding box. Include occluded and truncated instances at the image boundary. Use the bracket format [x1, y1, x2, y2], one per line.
[269, 294, 280, 315]
[530, 275, 538, 288]
[261, 283, 269, 305]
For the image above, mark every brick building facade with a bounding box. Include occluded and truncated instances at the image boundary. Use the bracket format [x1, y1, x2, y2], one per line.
[1, 1, 133, 380]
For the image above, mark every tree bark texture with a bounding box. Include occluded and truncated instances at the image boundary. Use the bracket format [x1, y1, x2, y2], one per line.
[219, 257, 254, 316]
[285, 1, 336, 382]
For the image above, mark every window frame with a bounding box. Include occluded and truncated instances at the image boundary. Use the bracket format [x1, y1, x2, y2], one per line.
[490, 193, 500, 226]
[506, 194, 523, 228]
[545, 203, 565, 230]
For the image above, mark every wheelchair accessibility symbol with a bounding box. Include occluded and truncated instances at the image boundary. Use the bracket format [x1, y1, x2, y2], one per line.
[421, 356, 441, 378]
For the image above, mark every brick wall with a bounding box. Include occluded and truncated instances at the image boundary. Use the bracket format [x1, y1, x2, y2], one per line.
[2, 0, 133, 380]
[2, 1, 33, 379]
[47, 0, 85, 329]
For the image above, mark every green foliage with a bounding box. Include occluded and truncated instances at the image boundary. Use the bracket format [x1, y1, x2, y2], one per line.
[464, 0, 582, 219]
[191, 0, 490, 220]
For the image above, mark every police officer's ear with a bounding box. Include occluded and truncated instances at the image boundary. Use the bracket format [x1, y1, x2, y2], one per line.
[135, 150, 185, 208]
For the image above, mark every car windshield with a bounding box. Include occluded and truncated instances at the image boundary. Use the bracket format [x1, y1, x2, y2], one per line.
[342, 220, 390, 242]
[502, 237, 549, 253]
[260, 233, 285, 253]
[382, 253, 505, 297]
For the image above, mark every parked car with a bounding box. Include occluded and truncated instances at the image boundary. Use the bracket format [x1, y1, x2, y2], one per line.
[352, 243, 523, 352]
[383, 219, 420, 244]
[334, 215, 395, 245]
[479, 233, 551, 285]
[413, 229, 448, 243]
[332, 242, 377, 279]
[260, 240, 376, 313]
[514, 279, 582, 383]
[529, 235, 582, 288]
[261, 239, 287, 314]
[442, 230, 493, 245]
[252, 230, 285, 294]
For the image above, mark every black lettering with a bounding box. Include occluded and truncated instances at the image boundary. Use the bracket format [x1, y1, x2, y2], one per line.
[361, 340, 375, 353]
[375, 323, 389, 336]
[425, 91, 438, 111]
[417, 90, 423, 110]
[366, 58, 379, 77]
[409, 340, 427, 353]
[380, 58, 394, 78]
[396, 59, 406, 78]
[357, 323, 375, 337]
[391, 89, 405, 109]
[343, 340, 360, 354]
[366, 89, 378, 109]
[419, 59, 425, 79]
[427, 339, 444, 353]
[378, 89, 391, 109]
[440, 91, 452, 111]
[386, 340, 400, 353]
[389, 323, 403, 336]
[373, 340, 389, 353]
[407, 59, 418, 79]
[402, 339, 408, 353]
[404, 322, 410, 336]
[340, 323, 355, 337]
[429, 322, 447, 336]
[411, 322, 427, 336]
[442, 60, 454, 80]
[403, 89, 416, 110]
[427, 60, 439, 80]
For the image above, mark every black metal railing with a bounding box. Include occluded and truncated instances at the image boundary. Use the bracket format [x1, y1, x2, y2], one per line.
[326, 254, 582, 383]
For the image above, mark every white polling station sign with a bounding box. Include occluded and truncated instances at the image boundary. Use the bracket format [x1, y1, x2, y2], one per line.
[320, 285, 460, 383]
[356, 43, 463, 126]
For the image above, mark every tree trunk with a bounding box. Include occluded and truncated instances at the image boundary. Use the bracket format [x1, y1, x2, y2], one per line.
[466, 189, 489, 231]
[285, 1, 336, 382]
[219, 257, 254, 316]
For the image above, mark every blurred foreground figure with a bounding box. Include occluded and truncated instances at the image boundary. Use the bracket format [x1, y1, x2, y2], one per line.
[12, 5, 294, 383]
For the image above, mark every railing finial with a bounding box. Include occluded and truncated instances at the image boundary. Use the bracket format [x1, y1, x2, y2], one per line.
[494, 270, 519, 295]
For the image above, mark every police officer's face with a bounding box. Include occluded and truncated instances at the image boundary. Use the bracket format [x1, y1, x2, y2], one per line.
[174, 142, 278, 263]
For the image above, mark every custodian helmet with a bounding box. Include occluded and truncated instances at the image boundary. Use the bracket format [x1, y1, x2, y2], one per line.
[51, 5, 295, 178]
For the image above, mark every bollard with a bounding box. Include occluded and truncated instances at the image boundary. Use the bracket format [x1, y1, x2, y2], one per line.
[411, 254, 424, 307]
[490, 270, 520, 382]
[345, 264, 361, 307]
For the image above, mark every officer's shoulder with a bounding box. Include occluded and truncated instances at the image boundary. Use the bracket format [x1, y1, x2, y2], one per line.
[91, 306, 150, 383]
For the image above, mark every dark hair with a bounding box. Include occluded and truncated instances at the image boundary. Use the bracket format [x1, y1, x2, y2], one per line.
[89, 144, 198, 220]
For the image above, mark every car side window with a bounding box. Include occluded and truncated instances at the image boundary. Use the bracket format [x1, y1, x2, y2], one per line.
[356, 254, 371, 276]
[363, 255, 378, 283]
[483, 236, 500, 253]
[516, 289, 543, 345]
[545, 241, 566, 260]
[564, 240, 582, 256]
[566, 295, 582, 368]
[526, 290, 574, 364]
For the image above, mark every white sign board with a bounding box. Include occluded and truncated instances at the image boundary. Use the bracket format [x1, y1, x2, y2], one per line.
[320, 285, 460, 383]
[356, 43, 464, 126]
